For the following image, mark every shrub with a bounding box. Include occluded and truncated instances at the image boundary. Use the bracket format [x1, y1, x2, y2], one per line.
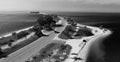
[16, 31, 29, 39]
[75, 28, 93, 36]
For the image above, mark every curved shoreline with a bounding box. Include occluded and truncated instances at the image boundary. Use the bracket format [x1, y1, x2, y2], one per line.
[54, 22, 112, 62]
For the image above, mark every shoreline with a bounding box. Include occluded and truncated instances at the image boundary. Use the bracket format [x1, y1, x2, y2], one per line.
[53, 21, 112, 62]
[0, 26, 33, 39]
[0, 16, 67, 62]
[0, 16, 113, 62]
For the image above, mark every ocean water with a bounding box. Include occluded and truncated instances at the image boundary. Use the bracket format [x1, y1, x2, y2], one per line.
[91, 23, 120, 62]
[70, 14, 120, 62]
[0, 12, 120, 62]
[52, 12, 120, 62]
[0, 13, 40, 36]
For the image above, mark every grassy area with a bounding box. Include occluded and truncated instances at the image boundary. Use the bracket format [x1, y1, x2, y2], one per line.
[3, 35, 38, 55]
[0, 29, 32, 45]
[26, 41, 72, 62]
[0, 27, 44, 58]
[0, 36, 14, 45]
[58, 25, 76, 39]
[74, 27, 93, 37]
[0, 14, 63, 58]
[58, 24, 94, 39]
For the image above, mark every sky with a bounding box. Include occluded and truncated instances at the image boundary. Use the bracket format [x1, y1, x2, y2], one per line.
[0, 0, 120, 12]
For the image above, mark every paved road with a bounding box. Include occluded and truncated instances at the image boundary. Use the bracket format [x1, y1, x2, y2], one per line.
[1, 17, 66, 62]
